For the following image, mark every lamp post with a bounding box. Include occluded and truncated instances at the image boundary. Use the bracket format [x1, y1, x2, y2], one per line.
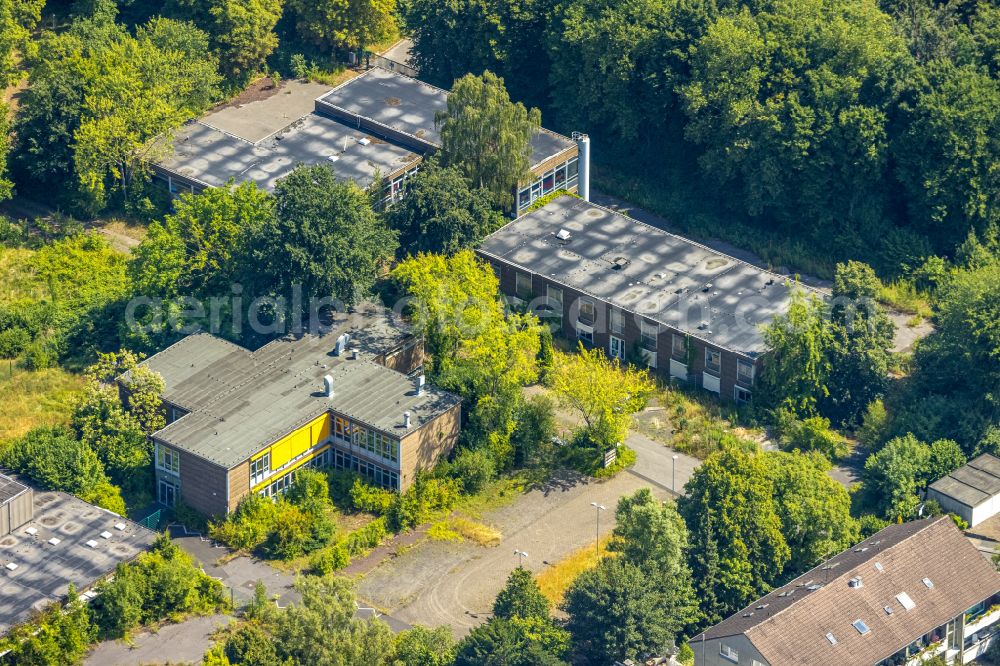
[590, 502, 606, 557]
[672, 454, 679, 494]
[514, 549, 528, 568]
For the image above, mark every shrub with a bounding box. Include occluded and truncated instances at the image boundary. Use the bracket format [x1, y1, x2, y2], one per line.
[344, 516, 388, 555]
[209, 493, 280, 552]
[349, 478, 394, 514]
[857, 399, 889, 450]
[309, 543, 351, 575]
[775, 410, 850, 462]
[449, 448, 496, 493]
[388, 475, 460, 532]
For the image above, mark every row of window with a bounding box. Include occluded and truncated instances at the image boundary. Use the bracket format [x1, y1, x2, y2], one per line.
[258, 449, 333, 499]
[334, 416, 400, 463]
[156, 446, 180, 475]
[332, 449, 399, 490]
[516, 157, 580, 212]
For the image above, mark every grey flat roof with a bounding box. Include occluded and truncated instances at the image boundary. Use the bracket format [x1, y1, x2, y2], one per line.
[319, 67, 576, 168]
[477, 195, 808, 356]
[0, 485, 157, 637]
[0, 474, 28, 505]
[155, 113, 420, 191]
[142, 310, 460, 468]
[929, 454, 1000, 508]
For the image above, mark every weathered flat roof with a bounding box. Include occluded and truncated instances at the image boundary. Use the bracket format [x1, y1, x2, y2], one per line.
[141, 310, 460, 468]
[155, 112, 420, 191]
[318, 67, 576, 168]
[0, 485, 157, 637]
[477, 195, 808, 356]
[0, 474, 28, 505]
[929, 454, 1000, 509]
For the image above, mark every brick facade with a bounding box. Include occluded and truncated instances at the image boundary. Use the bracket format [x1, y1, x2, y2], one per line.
[488, 259, 761, 402]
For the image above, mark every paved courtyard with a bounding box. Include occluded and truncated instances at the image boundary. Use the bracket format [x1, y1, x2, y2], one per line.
[85, 614, 232, 666]
[355, 437, 698, 636]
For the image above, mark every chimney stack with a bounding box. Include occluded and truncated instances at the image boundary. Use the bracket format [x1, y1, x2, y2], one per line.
[323, 374, 334, 398]
[403, 411, 411, 428]
[572, 132, 590, 202]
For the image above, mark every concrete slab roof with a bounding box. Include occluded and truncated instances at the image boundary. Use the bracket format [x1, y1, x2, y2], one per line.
[0, 485, 157, 637]
[477, 195, 812, 356]
[155, 112, 420, 192]
[929, 454, 1000, 509]
[318, 67, 576, 168]
[141, 310, 460, 469]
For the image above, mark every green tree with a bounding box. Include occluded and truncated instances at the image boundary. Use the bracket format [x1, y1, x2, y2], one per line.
[253, 164, 397, 303]
[0, 425, 126, 514]
[549, 345, 654, 451]
[387, 161, 505, 256]
[454, 617, 568, 666]
[223, 624, 281, 665]
[493, 567, 551, 621]
[892, 60, 1000, 252]
[765, 451, 859, 573]
[0, 0, 44, 87]
[563, 558, 689, 665]
[758, 288, 833, 416]
[678, 447, 791, 621]
[0, 325, 30, 375]
[436, 72, 541, 208]
[4, 587, 96, 665]
[393, 626, 457, 666]
[609, 488, 688, 575]
[860, 433, 964, 520]
[209, 0, 284, 83]
[286, 0, 396, 53]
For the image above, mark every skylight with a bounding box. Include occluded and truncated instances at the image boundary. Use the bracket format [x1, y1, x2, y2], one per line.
[853, 620, 871, 635]
[922, 577, 934, 589]
[826, 632, 838, 646]
[896, 592, 916, 610]
[884, 606, 893, 615]
[874, 562, 884, 572]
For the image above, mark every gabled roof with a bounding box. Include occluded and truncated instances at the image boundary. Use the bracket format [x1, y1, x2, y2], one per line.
[929, 453, 1000, 509]
[694, 516, 1000, 666]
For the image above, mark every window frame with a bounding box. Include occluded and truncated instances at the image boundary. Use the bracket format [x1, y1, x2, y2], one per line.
[640, 319, 658, 350]
[609, 308, 624, 335]
[578, 297, 596, 325]
[705, 347, 722, 373]
[672, 333, 686, 358]
[156, 445, 180, 475]
[250, 452, 271, 485]
[735, 386, 752, 404]
[720, 643, 739, 663]
[737, 358, 755, 385]
[515, 272, 533, 301]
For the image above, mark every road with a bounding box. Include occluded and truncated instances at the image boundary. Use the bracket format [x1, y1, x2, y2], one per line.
[355, 439, 699, 636]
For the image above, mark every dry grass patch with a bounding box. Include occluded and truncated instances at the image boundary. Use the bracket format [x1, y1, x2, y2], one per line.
[0, 367, 86, 444]
[440, 516, 501, 547]
[536, 536, 614, 606]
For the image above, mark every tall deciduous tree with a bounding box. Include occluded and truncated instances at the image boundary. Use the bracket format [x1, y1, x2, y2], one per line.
[862, 433, 966, 519]
[387, 161, 505, 256]
[549, 345, 655, 451]
[493, 567, 551, 621]
[208, 0, 284, 83]
[286, 0, 396, 53]
[253, 164, 397, 303]
[436, 71, 541, 209]
[0, 0, 43, 87]
[678, 447, 791, 622]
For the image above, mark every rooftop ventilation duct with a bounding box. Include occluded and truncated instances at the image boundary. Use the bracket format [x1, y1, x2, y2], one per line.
[323, 374, 334, 398]
[416, 375, 425, 396]
[848, 577, 863, 589]
[556, 228, 572, 241]
[403, 411, 411, 428]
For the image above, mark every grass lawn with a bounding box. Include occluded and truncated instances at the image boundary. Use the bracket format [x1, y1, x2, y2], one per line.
[536, 536, 614, 606]
[0, 367, 86, 444]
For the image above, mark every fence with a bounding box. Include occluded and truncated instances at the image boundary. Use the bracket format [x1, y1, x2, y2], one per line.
[366, 53, 419, 79]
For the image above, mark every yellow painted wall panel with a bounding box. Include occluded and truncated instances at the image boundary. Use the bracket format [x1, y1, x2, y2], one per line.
[270, 438, 292, 468]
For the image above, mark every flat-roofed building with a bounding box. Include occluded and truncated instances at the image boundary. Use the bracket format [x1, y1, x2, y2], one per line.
[0, 481, 157, 637]
[927, 454, 1000, 527]
[693, 516, 1000, 666]
[316, 67, 584, 216]
[133, 308, 461, 516]
[477, 195, 817, 402]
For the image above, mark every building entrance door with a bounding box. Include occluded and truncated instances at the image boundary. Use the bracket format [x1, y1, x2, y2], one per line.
[609, 336, 624, 360]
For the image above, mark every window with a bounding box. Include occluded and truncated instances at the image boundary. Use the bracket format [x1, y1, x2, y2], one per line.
[578, 298, 595, 325]
[334, 416, 352, 441]
[737, 358, 755, 385]
[609, 308, 624, 335]
[332, 449, 399, 490]
[547, 285, 563, 309]
[640, 319, 658, 350]
[518, 187, 531, 211]
[720, 644, 739, 662]
[354, 427, 400, 463]
[554, 164, 567, 189]
[542, 170, 555, 194]
[852, 619, 871, 635]
[896, 592, 915, 610]
[156, 446, 180, 475]
[158, 479, 178, 507]
[577, 322, 594, 345]
[250, 452, 271, 485]
[566, 158, 579, 188]
[735, 386, 752, 404]
[515, 272, 532, 300]
[672, 333, 686, 358]
[753, 661, 767, 666]
[705, 348, 721, 373]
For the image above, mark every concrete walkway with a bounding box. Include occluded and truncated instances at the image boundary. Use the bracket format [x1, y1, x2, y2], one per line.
[626, 431, 699, 496]
[85, 614, 232, 666]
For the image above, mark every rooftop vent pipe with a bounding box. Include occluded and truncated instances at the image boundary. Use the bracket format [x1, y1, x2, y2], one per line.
[572, 132, 590, 202]
[323, 374, 334, 398]
[403, 411, 411, 428]
[416, 375, 425, 396]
